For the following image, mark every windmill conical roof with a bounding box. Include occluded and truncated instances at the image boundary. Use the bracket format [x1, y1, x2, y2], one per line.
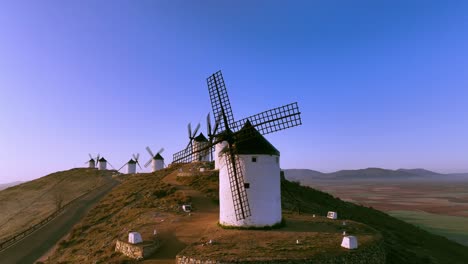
[194, 132, 208, 142]
[98, 157, 107, 162]
[154, 153, 164, 160]
[128, 159, 136, 164]
[234, 120, 280, 156]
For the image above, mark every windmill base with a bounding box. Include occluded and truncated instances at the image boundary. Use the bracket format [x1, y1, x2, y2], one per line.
[218, 219, 284, 230]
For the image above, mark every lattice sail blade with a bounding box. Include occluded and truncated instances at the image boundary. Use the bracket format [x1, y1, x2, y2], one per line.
[207, 113, 212, 135]
[172, 146, 194, 164]
[157, 148, 164, 155]
[144, 159, 152, 168]
[224, 149, 251, 221]
[118, 163, 127, 172]
[192, 123, 201, 138]
[207, 71, 235, 132]
[212, 113, 222, 136]
[231, 102, 302, 137]
[107, 162, 115, 170]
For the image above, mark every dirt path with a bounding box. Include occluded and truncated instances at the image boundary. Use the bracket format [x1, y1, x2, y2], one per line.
[0, 177, 119, 264]
[144, 170, 219, 264]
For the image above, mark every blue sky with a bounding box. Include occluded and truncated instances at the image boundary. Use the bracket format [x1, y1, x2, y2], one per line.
[1, 1, 467, 183]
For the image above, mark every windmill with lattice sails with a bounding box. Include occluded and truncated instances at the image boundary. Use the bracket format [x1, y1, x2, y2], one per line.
[172, 70, 302, 227]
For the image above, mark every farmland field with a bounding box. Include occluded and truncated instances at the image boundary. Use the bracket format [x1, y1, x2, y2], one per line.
[304, 180, 468, 246]
[388, 210, 468, 246]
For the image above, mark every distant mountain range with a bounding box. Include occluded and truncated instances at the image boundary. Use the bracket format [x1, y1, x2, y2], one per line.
[283, 168, 468, 184]
[0, 181, 23, 191]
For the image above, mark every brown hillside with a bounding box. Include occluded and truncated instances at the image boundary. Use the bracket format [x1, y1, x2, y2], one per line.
[0, 168, 113, 242]
[44, 164, 468, 264]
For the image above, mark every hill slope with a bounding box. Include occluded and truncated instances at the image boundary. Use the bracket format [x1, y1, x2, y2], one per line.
[45, 165, 190, 263]
[0, 168, 114, 241]
[45, 166, 468, 264]
[0, 181, 23, 191]
[181, 172, 468, 264]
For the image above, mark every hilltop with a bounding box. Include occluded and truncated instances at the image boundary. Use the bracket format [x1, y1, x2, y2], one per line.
[0, 168, 115, 242]
[42, 164, 468, 264]
[183, 171, 468, 264]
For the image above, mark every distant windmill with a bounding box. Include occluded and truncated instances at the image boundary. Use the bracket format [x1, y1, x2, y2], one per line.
[118, 154, 142, 174]
[186, 123, 200, 160]
[192, 132, 210, 162]
[206, 113, 223, 168]
[85, 153, 99, 168]
[97, 156, 115, 171]
[145, 147, 165, 172]
[173, 70, 302, 227]
[189, 113, 222, 163]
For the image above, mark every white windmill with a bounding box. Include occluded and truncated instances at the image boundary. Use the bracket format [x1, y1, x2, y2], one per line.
[145, 147, 165, 172]
[85, 153, 98, 168]
[118, 154, 142, 174]
[192, 133, 210, 162]
[198, 113, 221, 165]
[172, 71, 302, 227]
[184, 122, 201, 163]
[97, 156, 115, 171]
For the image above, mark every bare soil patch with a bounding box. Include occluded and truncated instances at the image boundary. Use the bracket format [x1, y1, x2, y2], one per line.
[178, 214, 379, 262]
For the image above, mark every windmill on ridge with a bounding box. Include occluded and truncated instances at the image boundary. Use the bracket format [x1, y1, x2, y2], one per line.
[97, 156, 115, 171]
[172, 70, 302, 227]
[193, 113, 213, 161]
[185, 122, 205, 163]
[145, 147, 164, 172]
[207, 112, 221, 166]
[85, 153, 99, 168]
[118, 154, 142, 174]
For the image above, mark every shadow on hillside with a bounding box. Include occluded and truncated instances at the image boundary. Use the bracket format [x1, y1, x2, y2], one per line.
[147, 230, 186, 260]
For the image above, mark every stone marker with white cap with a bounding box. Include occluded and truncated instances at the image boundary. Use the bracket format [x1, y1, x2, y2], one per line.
[341, 236, 358, 249]
[128, 232, 143, 244]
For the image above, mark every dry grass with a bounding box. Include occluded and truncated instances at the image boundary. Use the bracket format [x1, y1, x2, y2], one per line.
[45, 165, 191, 263]
[176, 171, 219, 204]
[179, 214, 380, 262]
[42, 166, 468, 264]
[0, 168, 112, 241]
[182, 172, 468, 264]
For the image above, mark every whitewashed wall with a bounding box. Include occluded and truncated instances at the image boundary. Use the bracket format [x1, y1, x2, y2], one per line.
[98, 161, 107, 170]
[214, 141, 228, 170]
[219, 154, 281, 227]
[153, 159, 164, 172]
[127, 163, 136, 174]
[192, 141, 210, 162]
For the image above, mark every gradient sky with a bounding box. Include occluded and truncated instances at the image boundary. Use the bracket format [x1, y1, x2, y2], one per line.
[1, 0, 467, 183]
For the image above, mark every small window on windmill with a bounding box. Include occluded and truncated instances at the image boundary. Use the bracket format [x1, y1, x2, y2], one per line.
[252, 156, 257, 163]
[244, 183, 250, 189]
[276, 157, 279, 164]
